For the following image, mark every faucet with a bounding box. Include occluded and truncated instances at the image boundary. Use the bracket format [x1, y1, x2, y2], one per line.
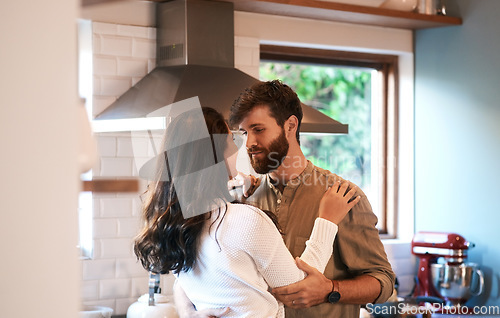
[148, 271, 161, 306]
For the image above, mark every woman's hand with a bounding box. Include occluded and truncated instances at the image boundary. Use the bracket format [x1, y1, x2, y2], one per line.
[228, 172, 261, 198]
[318, 180, 361, 225]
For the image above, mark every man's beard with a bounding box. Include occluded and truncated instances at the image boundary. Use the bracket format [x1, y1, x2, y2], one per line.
[248, 129, 289, 174]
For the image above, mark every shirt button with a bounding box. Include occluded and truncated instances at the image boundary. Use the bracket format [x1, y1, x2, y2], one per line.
[277, 199, 281, 204]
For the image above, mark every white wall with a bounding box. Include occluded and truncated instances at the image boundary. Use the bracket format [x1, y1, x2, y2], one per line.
[0, 1, 80, 318]
[415, 0, 500, 306]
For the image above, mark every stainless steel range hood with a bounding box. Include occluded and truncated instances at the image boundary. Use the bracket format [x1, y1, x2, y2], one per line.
[95, 0, 348, 134]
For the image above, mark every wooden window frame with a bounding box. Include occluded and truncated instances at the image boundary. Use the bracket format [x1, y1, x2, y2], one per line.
[260, 45, 399, 237]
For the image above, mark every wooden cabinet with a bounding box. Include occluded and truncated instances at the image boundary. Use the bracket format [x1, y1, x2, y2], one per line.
[215, 0, 462, 29]
[81, 0, 462, 30]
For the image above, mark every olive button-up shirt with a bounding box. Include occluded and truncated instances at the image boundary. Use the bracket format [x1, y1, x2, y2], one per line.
[244, 161, 395, 318]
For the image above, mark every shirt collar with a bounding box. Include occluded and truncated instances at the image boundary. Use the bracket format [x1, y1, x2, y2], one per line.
[265, 160, 313, 191]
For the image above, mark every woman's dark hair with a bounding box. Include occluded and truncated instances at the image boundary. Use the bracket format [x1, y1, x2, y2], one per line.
[134, 107, 232, 275]
[134, 107, 280, 275]
[229, 79, 303, 143]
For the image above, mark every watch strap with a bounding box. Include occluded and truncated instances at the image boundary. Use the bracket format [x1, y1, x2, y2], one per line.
[327, 280, 341, 304]
[332, 279, 339, 293]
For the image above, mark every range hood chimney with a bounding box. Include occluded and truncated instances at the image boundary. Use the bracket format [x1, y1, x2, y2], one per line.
[95, 0, 348, 134]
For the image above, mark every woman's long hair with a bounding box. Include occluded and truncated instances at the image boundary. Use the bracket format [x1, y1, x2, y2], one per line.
[134, 107, 233, 275]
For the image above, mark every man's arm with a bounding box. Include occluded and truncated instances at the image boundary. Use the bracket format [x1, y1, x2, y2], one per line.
[273, 191, 395, 309]
[271, 258, 381, 308]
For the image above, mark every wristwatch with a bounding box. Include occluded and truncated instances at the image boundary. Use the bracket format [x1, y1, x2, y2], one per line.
[327, 280, 341, 304]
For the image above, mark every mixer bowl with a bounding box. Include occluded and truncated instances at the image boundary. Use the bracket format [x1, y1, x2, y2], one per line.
[430, 263, 484, 305]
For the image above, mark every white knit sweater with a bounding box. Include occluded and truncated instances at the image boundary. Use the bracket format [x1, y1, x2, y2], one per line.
[176, 203, 337, 318]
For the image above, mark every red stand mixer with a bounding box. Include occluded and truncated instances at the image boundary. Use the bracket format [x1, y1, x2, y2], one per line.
[411, 232, 484, 308]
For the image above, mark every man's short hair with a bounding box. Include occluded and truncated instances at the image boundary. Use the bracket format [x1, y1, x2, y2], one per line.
[229, 80, 303, 143]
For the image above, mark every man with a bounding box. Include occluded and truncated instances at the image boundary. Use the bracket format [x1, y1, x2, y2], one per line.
[228, 80, 395, 318]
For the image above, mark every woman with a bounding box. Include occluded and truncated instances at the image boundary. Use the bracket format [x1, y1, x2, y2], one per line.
[134, 107, 360, 317]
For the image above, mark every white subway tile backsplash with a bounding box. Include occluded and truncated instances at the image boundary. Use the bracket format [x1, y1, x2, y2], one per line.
[391, 257, 418, 277]
[81, 280, 100, 301]
[100, 197, 133, 218]
[235, 36, 259, 48]
[117, 25, 150, 39]
[93, 35, 101, 55]
[116, 137, 134, 157]
[101, 238, 134, 258]
[100, 279, 132, 299]
[94, 56, 117, 76]
[83, 259, 116, 280]
[85, 22, 155, 312]
[235, 47, 254, 67]
[93, 238, 102, 259]
[92, 199, 100, 218]
[131, 157, 152, 178]
[234, 35, 259, 77]
[93, 77, 101, 95]
[117, 58, 148, 77]
[94, 219, 118, 238]
[384, 242, 412, 259]
[131, 276, 149, 297]
[147, 59, 156, 73]
[148, 135, 164, 156]
[118, 218, 141, 238]
[100, 35, 133, 57]
[132, 198, 142, 217]
[97, 136, 117, 157]
[382, 241, 417, 295]
[93, 22, 118, 36]
[131, 77, 143, 86]
[148, 28, 156, 40]
[116, 259, 147, 278]
[91, 156, 101, 177]
[92, 95, 116, 117]
[100, 77, 132, 97]
[117, 136, 149, 157]
[251, 48, 260, 67]
[100, 157, 133, 177]
[132, 38, 156, 58]
[160, 274, 177, 296]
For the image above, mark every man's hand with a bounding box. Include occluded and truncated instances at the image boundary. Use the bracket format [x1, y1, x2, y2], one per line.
[271, 258, 332, 309]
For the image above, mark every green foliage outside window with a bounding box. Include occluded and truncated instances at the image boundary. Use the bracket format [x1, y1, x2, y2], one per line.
[260, 62, 373, 189]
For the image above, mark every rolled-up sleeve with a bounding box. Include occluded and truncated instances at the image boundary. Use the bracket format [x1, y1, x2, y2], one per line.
[336, 190, 396, 303]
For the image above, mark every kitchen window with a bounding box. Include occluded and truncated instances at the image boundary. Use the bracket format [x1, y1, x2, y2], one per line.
[260, 45, 398, 236]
